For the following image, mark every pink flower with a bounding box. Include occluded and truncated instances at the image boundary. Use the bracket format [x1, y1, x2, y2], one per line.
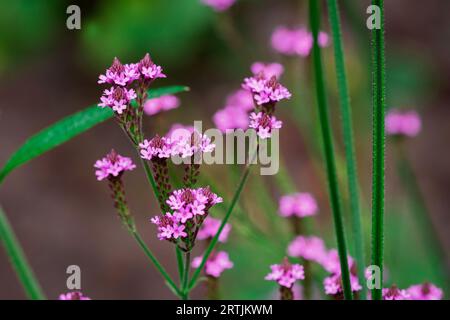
[385, 109, 422, 137]
[138, 53, 166, 80]
[249, 112, 282, 139]
[243, 74, 291, 105]
[98, 57, 140, 87]
[279, 193, 318, 218]
[197, 217, 232, 242]
[225, 89, 255, 112]
[151, 212, 187, 240]
[271, 26, 329, 57]
[407, 283, 443, 300]
[323, 273, 362, 296]
[265, 259, 305, 288]
[192, 251, 234, 277]
[251, 62, 284, 79]
[383, 285, 410, 300]
[98, 86, 137, 114]
[213, 106, 250, 132]
[170, 130, 216, 159]
[59, 291, 90, 300]
[320, 249, 354, 274]
[94, 150, 136, 181]
[287, 236, 328, 263]
[143, 95, 180, 116]
[201, 0, 236, 12]
[139, 135, 173, 160]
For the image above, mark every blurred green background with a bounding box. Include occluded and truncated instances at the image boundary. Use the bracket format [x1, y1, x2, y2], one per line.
[0, 0, 449, 299]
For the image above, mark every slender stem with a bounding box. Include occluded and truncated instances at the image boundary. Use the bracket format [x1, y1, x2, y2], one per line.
[0, 205, 46, 300]
[309, 0, 353, 300]
[132, 231, 181, 297]
[188, 152, 256, 290]
[370, 0, 386, 300]
[176, 246, 184, 284]
[140, 157, 163, 209]
[326, 0, 366, 299]
[181, 251, 191, 300]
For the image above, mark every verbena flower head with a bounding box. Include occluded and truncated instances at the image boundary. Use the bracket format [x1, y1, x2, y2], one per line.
[98, 57, 140, 87]
[192, 251, 234, 277]
[279, 193, 318, 218]
[151, 213, 187, 240]
[226, 89, 255, 112]
[251, 62, 284, 79]
[271, 26, 328, 57]
[137, 53, 166, 80]
[407, 283, 443, 300]
[265, 258, 305, 288]
[98, 86, 137, 114]
[170, 129, 216, 159]
[243, 74, 291, 106]
[59, 291, 90, 300]
[94, 150, 136, 181]
[201, 0, 236, 12]
[320, 249, 354, 274]
[323, 273, 362, 296]
[213, 106, 250, 132]
[385, 109, 422, 137]
[383, 285, 411, 300]
[139, 135, 173, 160]
[143, 95, 180, 116]
[287, 235, 328, 263]
[249, 112, 282, 139]
[197, 216, 232, 242]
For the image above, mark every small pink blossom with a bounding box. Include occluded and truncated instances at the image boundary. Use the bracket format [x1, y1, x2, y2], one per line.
[279, 193, 318, 218]
[226, 89, 255, 112]
[213, 106, 250, 132]
[138, 53, 166, 80]
[139, 135, 173, 160]
[407, 283, 443, 300]
[320, 249, 355, 274]
[243, 75, 291, 105]
[265, 259, 305, 288]
[287, 236, 328, 263]
[385, 109, 422, 137]
[59, 291, 90, 300]
[383, 285, 411, 300]
[151, 212, 188, 240]
[249, 112, 282, 139]
[143, 95, 180, 116]
[192, 251, 234, 278]
[251, 62, 284, 79]
[197, 217, 232, 243]
[98, 86, 137, 114]
[201, 0, 236, 12]
[94, 150, 136, 181]
[271, 26, 329, 57]
[323, 273, 362, 296]
[98, 57, 139, 86]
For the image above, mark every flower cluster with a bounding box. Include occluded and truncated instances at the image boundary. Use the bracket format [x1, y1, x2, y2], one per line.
[197, 216, 232, 242]
[98, 86, 137, 115]
[192, 251, 234, 278]
[151, 187, 222, 247]
[248, 112, 282, 139]
[94, 150, 136, 181]
[250, 62, 284, 79]
[144, 95, 180, 116]
[287, 236, 327, 263]
[59, 291, 90, 300]
[213, 89, 253, 132]
[265, 258, 305, 288]
[385, 109, 422, 137]
[271, 26, 329, 57]
[382, 285, 410, 300]
[243, 74, 291, 106]
[201, 0, 236, 12]
[407, 283, 443, 300]
[279, 193, 318, 218]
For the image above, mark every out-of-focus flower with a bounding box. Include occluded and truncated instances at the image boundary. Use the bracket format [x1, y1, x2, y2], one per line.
[59, 291, 90, 300]
[251, 62, 284, 79]
[383, 285, 410, 300]
[323, 273, 362, 296]
[192, 251, 234, 277]
[287, 236, 328, 263]
[265, 258, 305, 288]
[94, 150, 136, 181]
[225, 89, 255, 112]
[407, 283, 443, 300]
[201, 0, 236, 12]
[197, 217, 231, 243]
[271, 26, 329, 57]
[213, 106, 250, 132]
[98, 86, 137, 114]
[385, 109, 422, 137]
[249, 112, 282, 139]
[143, 95, 180, 116]
[279, 193, 318, 218]
[320, 249, 354, 274]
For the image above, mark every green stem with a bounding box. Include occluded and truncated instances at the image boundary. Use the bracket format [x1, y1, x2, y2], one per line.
[309, 0, 353, 300]
[140, 158, 163, 209]
[181, 251, 191, 300]
[326, 0, 366, 299]
[370, 0, 386, 300]
[132, 231, 181, 297]
[176, 246, 184, 284]
[0, 205, 46, 300]
[188, 152, 255, 290]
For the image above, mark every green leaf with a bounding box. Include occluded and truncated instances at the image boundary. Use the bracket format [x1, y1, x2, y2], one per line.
[0, 85, 189, 184]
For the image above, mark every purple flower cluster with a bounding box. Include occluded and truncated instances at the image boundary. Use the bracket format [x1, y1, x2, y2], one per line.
[98, 86, 137, 114]
[201, 0, 236, 12]
[271, 26, 329, 57]
[279, 193, 318, 218]
[94, 150, 136, 181]
[385, 109, 422, 137]
[192, 251, 234, 278]
[406, 283, 443, 300]
[250, 62, 284, 79]
[59, 291, 90, 300]
[382, 285, 410, 300]
[287, 236, 327, 263]
[144, 95, 180, 116]
[242, 73, 291, 106]
[197, 216, 232, 243]
[248, 112, 282, 139]
[265, 258, 305, 288]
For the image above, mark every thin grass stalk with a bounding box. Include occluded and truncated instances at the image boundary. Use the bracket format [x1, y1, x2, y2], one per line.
[309, 0, 353, 299]
[370, 0, 386, 301]
[0, 205, 46, 299]
[176, 246, 184, 284]
[181, 251, 191, 300]
[326, 0, 367, 299]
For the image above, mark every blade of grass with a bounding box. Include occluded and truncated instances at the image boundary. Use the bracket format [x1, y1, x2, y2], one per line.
[370, 0, 386, 300]
[309, 0, 353, 299]
[0, 205, 46, 300]
[326, 0, 366, 299]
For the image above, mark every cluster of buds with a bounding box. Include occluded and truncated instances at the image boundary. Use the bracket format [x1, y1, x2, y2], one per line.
[97, 54, 166, 144]
[151, 187, 222, 251]
[265, 257, 305, 300]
